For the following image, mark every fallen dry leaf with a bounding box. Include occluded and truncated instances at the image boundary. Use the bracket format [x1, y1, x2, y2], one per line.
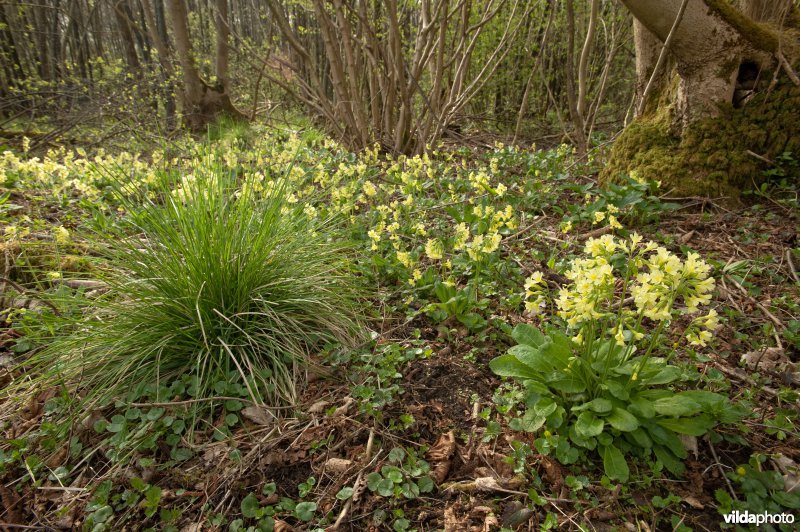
[323, 457, 353, 474]
[772, 453, 800, 493]
[308, 400, 330, 414]
[427, 430, 456, 483]
[240, 405, 275, 426]
[443, 504, 461, 532]
[683, 495, 705, 509]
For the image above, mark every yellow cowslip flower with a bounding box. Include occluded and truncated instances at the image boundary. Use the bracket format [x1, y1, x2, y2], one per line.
[482, 232, 502, 254]
[414, 222, 427, 236]
[396, 251, 413, 269]
[593, 211, 606, 224]
[524, 271, 544, 292]
[584, 234, 617, 257]
[54, 226, 70, 245]
[453, 223, 470, 251]
[607, 204, 619, 214]
[495, 183, 507, 197]
[687, 329, 713, 347]
[46, 271, 62, 281]
[561, 220, 573, 234]
[425, 239, 444, 260]
[608, 215, 622, 230]
[362, 180, 377, 197]
[702, 309, 719, 330]
[614, 327, 625, 346]
[367, 229, 381, 251]
[409, 268, 423, 286]
[303, 205, 318, 219]
[525, 299, 544, 314]
[467, 235, 485, 261]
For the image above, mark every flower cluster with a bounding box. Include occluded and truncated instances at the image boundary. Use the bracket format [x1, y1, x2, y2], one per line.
[554, 234, 718, 347]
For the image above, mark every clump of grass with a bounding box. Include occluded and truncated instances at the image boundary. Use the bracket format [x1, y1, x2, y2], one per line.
[23, 156, 365, 414]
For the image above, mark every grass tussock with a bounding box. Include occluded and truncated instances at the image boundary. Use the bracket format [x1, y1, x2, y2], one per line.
[21, 157, 365, 414]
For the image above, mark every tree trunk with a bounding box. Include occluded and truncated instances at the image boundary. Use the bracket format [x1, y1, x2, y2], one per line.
[165, 0, 242, 130]
[621, 0, 783, 126]
[606, 0, 800, 199]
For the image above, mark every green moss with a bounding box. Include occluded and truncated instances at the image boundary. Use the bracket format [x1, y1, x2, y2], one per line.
[602, 79, 800, 201]
[704, 0, 780, 52]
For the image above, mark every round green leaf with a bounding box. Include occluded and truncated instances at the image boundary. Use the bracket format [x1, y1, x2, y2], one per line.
[295, 501, 316, 521]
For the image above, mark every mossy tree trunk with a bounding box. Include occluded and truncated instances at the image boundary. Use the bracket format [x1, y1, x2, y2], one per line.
[606, 0, 800, 198]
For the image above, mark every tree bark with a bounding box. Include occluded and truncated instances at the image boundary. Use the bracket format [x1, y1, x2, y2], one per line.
[165, 0, 242, 130]
[607, 0, 800, 198]
[621, 0, 780, 126]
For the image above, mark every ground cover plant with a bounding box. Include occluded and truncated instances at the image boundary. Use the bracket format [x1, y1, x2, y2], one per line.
[0, 126, 799, 531]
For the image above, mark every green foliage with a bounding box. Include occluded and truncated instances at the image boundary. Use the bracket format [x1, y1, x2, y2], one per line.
[491, 234, 745, 480]
[565, 174, 678, 228]
[19, 155, 365, 417]
[715, 454, 800, 532]
[365, 447, 435, 500]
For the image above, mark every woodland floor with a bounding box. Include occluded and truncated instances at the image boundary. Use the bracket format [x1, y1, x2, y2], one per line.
[1, 132, 799, 531]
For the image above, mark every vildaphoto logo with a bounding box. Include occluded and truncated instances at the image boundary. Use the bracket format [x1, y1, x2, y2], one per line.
[722, 510, 795, 525]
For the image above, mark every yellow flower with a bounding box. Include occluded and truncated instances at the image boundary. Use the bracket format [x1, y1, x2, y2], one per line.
[593, 211, 606, 224]
[425, 239, 444, 260]
[453, 223, 470, 251]
[54, 226, 70, 245]
[561, 220, 573, 234]
[362, 180, 377, 197]
[736, 466, 746, 476]
[396, 251, 413, 269]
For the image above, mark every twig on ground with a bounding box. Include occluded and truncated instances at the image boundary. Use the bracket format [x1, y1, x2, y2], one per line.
[725, 274, 785, 332]
[0, 276, 61, 316]
[332, 428, 376, 530]
[786, 249, 799, 284]
[707, 437, 738, 501]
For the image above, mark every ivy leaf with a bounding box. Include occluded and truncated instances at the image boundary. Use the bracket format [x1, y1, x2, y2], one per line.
[377, 478, 395, 497]
[388, 447, 406, 463]
[336, 487, 354, 500]
[366, 472, 382, 491]
[417, 476, 434, 493]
